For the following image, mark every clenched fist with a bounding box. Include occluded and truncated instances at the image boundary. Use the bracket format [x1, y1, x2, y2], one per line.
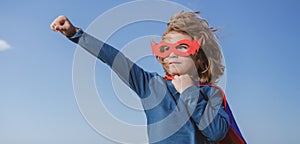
[172, 74, 194, 94]
[50, 15, 78, 37]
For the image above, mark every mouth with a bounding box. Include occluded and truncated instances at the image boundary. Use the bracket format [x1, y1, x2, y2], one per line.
[169, 62, 181, 65]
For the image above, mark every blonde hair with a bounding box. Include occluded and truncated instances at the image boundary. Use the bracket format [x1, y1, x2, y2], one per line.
[161, 11, 224, 84]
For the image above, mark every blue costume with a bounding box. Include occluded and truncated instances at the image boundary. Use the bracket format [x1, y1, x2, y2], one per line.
[68, 29, 246, 144]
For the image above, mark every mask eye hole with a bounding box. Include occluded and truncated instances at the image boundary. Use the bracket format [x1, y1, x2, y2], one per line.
[159, 45, 170, 53]
[175, 44, 189, 52]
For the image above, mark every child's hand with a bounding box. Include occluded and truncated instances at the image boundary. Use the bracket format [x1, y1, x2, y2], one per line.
[172, 74, 194, 94]
[50, 15, 78, 37]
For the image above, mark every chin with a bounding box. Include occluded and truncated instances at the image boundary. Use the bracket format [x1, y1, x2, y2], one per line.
[169, 70, 181, 76]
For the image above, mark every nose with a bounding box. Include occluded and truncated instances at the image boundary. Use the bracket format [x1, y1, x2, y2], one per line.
[168, 52, 178, 58]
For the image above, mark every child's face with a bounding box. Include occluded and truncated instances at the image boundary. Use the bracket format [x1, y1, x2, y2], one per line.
[162, 31, 198, 78]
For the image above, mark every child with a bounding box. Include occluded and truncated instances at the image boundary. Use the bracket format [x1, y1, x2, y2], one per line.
[50, 11, 246, 144]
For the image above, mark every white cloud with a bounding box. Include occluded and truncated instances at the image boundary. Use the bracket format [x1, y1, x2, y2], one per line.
[0, 39, 11, 51]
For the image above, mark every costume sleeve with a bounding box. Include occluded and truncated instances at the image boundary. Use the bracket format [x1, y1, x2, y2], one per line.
[68, 29, 155, 98]
[180, 85, 230, 142]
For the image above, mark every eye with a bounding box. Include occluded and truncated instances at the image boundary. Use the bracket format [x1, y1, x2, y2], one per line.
[159, 45, 170, 53]
[176, 44, 189, 51]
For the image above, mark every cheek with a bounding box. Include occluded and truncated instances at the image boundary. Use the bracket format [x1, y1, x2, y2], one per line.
[182, 58, 197, 71]
[188, 59, 196, 68]
[182, 57, 195, 65]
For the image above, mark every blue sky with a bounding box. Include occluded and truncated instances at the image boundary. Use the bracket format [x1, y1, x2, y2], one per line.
[1, 0, 300, 143]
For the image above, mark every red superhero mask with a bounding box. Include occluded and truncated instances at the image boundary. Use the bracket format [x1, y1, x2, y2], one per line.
[150, 36, 203, 58]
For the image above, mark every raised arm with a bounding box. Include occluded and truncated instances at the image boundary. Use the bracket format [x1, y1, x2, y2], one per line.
[50, 16, 157, 98]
